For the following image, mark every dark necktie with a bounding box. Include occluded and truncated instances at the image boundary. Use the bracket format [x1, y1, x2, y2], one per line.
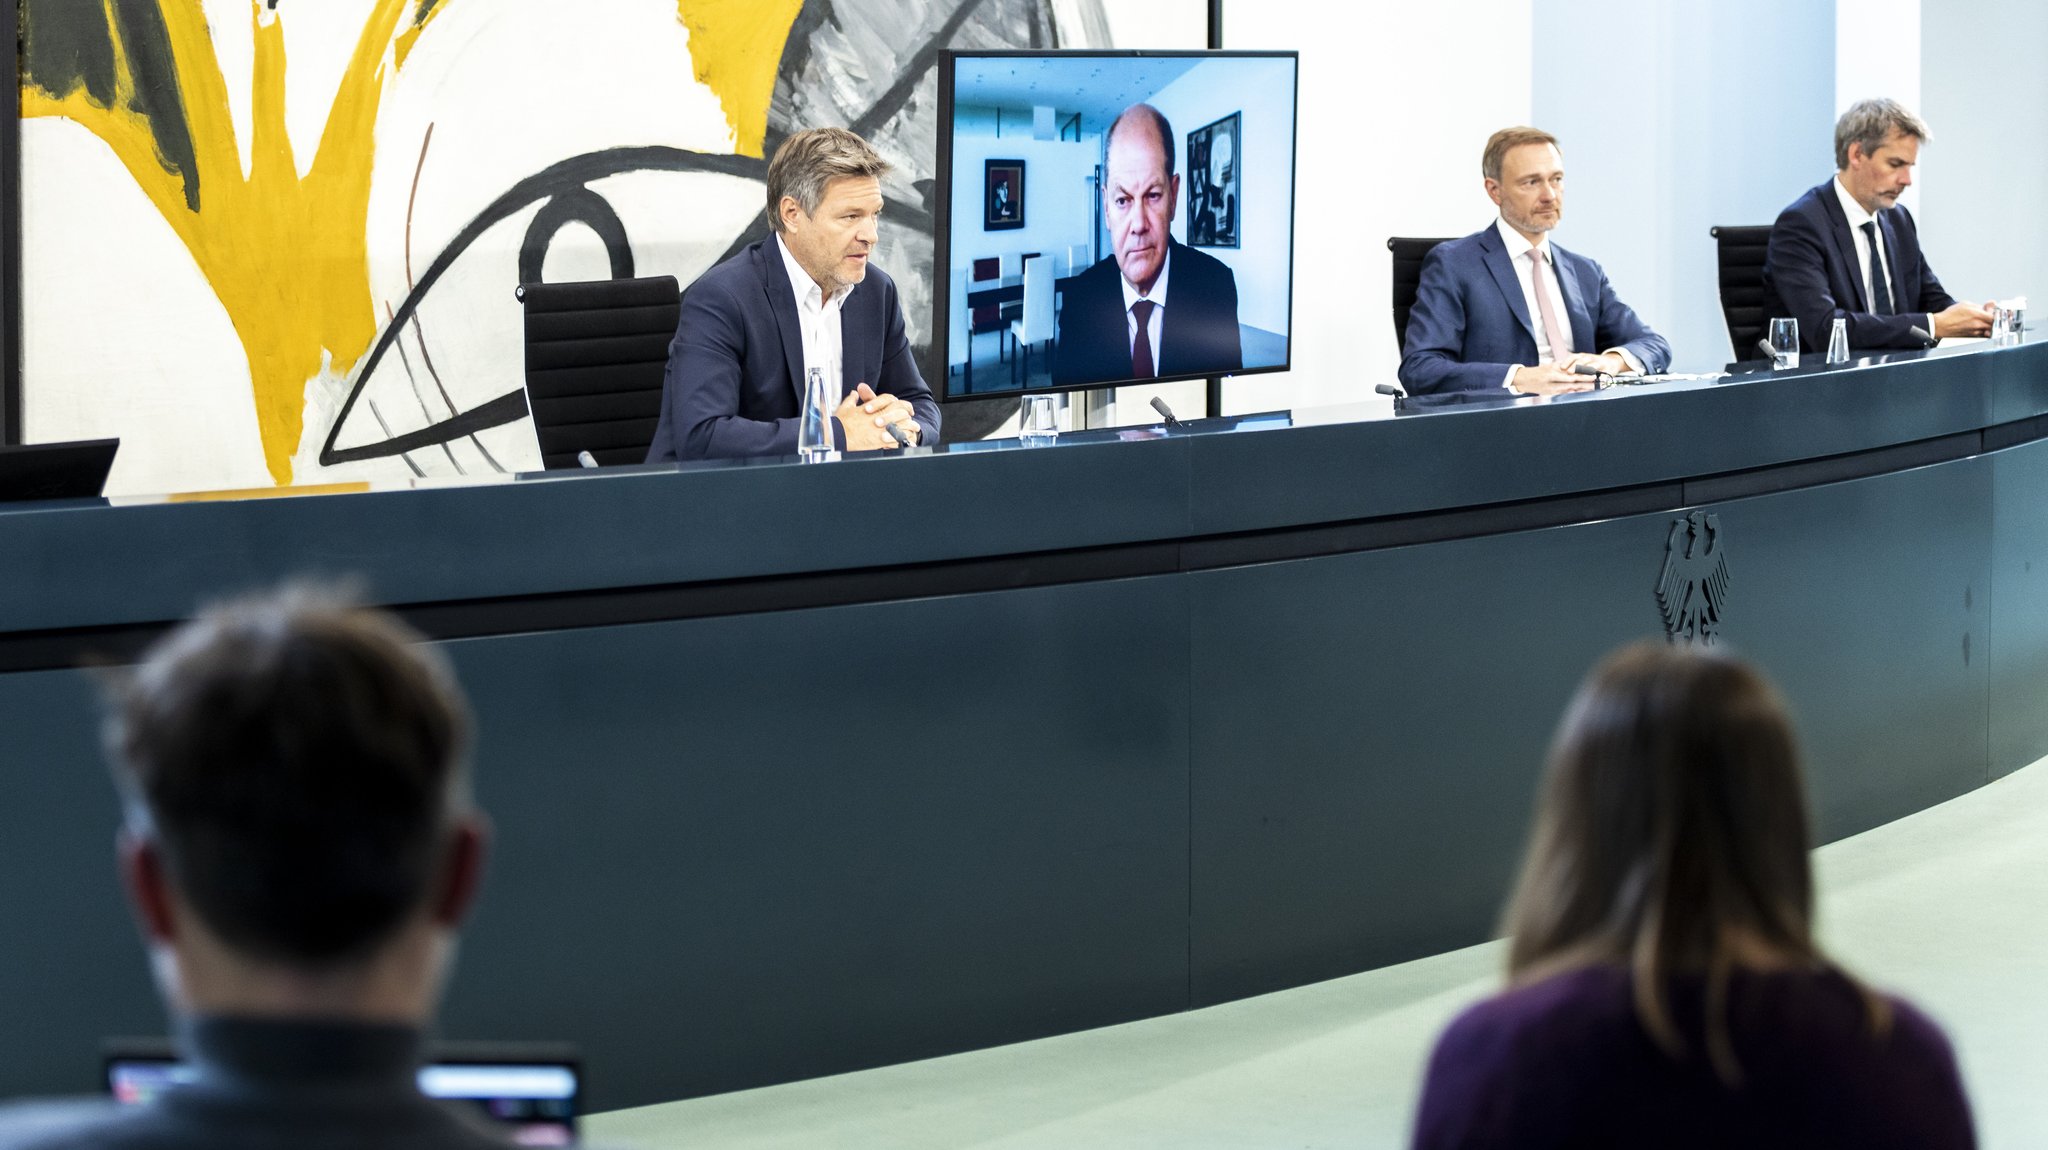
[1131, 299, 1157, 378]
[1860, 221, 1893, 315]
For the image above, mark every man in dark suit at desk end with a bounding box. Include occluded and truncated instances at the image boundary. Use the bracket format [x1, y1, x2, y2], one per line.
[1764, 98, 1993, 354]
[647, 128, 939, 461]
[1399, 127, 1671, 397]
[1053, 104, 1242, 386]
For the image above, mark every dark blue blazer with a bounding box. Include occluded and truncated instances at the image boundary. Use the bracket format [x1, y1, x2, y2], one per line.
[1398, 223, 1670, 395]
[1763, 180, 1956, 353]
[646, 240, 940, 461]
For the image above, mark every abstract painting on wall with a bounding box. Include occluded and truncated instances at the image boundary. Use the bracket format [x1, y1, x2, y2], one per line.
[1186, 111, 1239, 248]
[11, 0, 1121, 494]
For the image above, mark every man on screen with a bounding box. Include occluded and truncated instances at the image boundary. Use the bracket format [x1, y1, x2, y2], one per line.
[1054, 104, 1242, 386]
[646, 127, 939, 461]
[1763, 98, 1993, 353]
[1399, 127, 1670, 396]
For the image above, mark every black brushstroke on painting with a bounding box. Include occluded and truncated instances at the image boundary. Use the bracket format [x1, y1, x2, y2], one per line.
[21, 0, 201, 211]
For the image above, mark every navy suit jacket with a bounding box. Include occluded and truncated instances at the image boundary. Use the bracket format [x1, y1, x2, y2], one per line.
[646, 240, 940, 462]
[1398, 223, 1671, 395]
[1762, 180, 1956, 353]
[1052, 241, 1242, 386]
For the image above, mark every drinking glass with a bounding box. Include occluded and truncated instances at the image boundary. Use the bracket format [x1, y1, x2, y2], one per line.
[798, 367, 837, 461]
[1768, 318, 1800, 369]
[1825, 317, 1851, 365]
[1019, 393, 1060, 445]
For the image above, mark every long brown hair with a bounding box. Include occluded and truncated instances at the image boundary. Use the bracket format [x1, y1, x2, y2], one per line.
[1502, 641, 1887, 1082]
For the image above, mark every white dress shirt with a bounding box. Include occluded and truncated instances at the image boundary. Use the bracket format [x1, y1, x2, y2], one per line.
[1494, 217, 1643, 391]
[1832, 177, 1935, 336]
[1120, 247, 1172, 375]
[775, 234, 850, 390]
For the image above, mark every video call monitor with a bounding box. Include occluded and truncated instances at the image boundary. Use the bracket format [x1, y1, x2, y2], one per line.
[105, 1040, 581, 1147]
[934, 50, 1299, 403]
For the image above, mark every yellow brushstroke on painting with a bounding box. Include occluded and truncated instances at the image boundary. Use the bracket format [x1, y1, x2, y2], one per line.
[23, 0, 416, 484]
[678, 0, 803, 156]
[395, 0, 449, 68]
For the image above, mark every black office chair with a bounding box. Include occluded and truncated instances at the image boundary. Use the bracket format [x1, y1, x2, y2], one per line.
[515, 275, 680, 469]
[1711, 225, 1775, 361]
[1388, 237, 1453, 351]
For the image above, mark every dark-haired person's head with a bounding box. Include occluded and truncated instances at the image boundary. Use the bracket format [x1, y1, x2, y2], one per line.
[107, 586, 486, 1024]
[1504, 641, 1883, 1077]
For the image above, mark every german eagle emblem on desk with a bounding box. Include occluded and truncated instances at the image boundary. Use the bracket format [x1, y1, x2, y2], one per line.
[1657, 511, 1731, 643]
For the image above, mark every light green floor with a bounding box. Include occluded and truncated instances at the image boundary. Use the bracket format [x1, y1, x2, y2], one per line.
[588, 759, 2048, 1149]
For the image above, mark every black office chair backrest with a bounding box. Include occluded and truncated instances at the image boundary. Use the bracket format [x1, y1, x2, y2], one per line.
[516, 275, 680, 469]
[1711, 225, 1775, 361]
[1388, 236, 1454, 351]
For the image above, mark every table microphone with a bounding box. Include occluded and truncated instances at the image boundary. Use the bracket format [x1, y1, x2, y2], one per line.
[1908, 325, 1937, 348]
[1150, 397, 1183, 427]
[885, 423, 912, 448]
[1374, 383, 1408, 410]
[576, 451, 600, 469]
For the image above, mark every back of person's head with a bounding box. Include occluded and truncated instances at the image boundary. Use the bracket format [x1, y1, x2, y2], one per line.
[1503, 641, 1873, 1078]
[107, 585, 472, 970]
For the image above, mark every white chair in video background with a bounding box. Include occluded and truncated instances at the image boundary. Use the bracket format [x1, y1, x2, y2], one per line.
[1009, 254, 1056, 388]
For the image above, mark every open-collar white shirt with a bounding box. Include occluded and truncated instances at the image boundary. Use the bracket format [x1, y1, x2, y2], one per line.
[1832, 176, 1934, 335]
[776, 233, 851, 391]
[1494, 217, 1645, 391]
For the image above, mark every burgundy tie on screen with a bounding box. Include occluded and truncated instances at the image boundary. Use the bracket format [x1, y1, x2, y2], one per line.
[1527, 248, 1572, 361]
[1131, 299, 1157, 378]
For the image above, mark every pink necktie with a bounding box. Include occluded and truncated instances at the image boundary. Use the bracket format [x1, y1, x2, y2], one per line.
[1527, 248, 1572, 361]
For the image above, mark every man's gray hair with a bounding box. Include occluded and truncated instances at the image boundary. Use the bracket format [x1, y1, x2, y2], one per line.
[1835, 98, 1929, 170]
[765, 128, 892, 231]
[1106, 104, 1176, 178]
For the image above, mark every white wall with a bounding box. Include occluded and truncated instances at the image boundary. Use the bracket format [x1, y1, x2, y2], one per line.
[1534, 0, 1837, 371]
[1146, 55, 1296, 338]
[948, 126, 1101, 279]
[1216, 1, 1534, 415]
[1838, 0, 1922, 214]
[1918, 0, 2043, 310]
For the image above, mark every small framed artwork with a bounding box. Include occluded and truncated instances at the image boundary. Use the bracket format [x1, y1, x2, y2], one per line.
[1186, 113, 1241, 248]
[984, 159, 1025, 231]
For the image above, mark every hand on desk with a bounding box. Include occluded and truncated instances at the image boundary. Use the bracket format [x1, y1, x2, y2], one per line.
[836, 383, 920, 450]
[1934, 301, 1996, 339]
[1511, 360, 1597, 396]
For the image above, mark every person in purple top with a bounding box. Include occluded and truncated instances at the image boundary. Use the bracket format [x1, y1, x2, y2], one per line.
[1411, 642, 1975, 1149]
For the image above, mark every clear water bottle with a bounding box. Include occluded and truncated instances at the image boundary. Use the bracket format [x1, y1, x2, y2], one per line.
[1825, 316, 1851, 365]
[797, 366, 836, 461]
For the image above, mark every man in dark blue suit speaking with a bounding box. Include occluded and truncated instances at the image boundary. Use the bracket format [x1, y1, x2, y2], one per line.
[1399, 127, 1670, 396]
[646, 128, 940, 461]
[1764, 98, 1993, 354]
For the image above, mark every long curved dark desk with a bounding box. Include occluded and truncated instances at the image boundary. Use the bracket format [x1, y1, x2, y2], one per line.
[5, 339, 2047, 1111]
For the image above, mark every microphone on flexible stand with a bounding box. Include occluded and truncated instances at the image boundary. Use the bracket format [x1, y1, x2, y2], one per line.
[885, 423, 912, 448]
[1150, 396, 1183, 427]
[1375, 383, 1408, 410]
[1908, 325, 1937, 349]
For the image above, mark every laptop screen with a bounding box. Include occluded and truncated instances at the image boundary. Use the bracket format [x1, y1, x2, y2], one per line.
[106, 1044, 579, 1147]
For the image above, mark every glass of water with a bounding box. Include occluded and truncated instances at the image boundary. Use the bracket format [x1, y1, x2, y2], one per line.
[1019, 393, 1060, 445]
[797, 366, 837, 461]
[1768, 318, 1800, 369]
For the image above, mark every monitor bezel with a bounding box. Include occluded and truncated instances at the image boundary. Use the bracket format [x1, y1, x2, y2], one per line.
[932, 48, 1301, 406]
